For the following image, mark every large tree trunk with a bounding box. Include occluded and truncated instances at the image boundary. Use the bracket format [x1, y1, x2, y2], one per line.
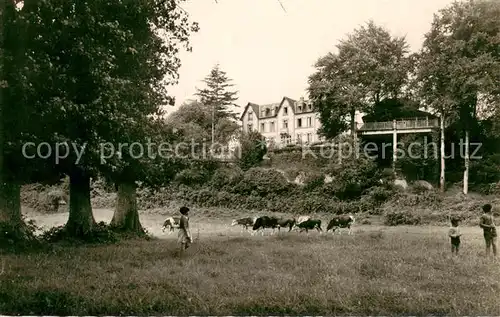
[463, 130, 469, 195]
[65, 169, 95, 236]
[440, 114, 445, 193]
[0, 181, 25, 234]
[0, 181, 36, 242]
[0, 181, 21, 223]
[111, 181, 144, 234]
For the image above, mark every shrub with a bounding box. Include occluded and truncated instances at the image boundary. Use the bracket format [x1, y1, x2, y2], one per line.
[174, 167, 209, 186]
[21, 183, 68, 213]
[41, 222, 119, 244]
[410, 181, 433, 194]
[290, 194, 334, 214]
[384, 210, 422, 226]
[0, 217, 39, 251]
[366, 186, 393, 204]
[210, 166, 244, 190]
[386, 190, 442, 208]
[90, 178, 114, 197]
[283, 167, 301, 182]
[233, 167, 292, 196]
[470, 154, 500, 192]
[302, 172, 325, 192]
[323, 157, 381, 200]
[236, 131, 267, 171]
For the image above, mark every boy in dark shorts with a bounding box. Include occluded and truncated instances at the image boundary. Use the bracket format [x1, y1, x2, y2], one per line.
[479, 203, 497, 257]
[448, 217, 461, 255]
[178, 206, 192, 255]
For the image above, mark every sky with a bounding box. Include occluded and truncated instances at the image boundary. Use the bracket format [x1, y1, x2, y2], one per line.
[165, 0, 456, 117]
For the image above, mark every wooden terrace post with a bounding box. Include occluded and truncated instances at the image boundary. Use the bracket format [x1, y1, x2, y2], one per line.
[392, 119, 397, 175]
[440, 114, 445, 192]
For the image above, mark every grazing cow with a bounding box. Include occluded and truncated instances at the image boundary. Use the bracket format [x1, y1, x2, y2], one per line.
[292, 215, 311, 231]
[252, 216, 279, 235]
[297, 219, 322, 233]
[231, 217, 257, 234]
[277, 218, 296, 232]
[295, 215, 311, 225]
[326, 215, 355, 235]
[162, 216, 180, 233]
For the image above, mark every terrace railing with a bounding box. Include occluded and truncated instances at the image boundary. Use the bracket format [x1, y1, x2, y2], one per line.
[357, 117, 439, 132]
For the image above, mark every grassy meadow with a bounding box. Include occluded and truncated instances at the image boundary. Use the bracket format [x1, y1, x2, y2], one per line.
[1, 207, 500, 315]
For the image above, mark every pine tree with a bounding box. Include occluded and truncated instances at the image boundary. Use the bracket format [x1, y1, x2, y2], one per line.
[195, 64, 239, 144]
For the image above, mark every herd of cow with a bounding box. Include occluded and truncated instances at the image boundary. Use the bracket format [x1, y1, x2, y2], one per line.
[162, 214, 356, 236]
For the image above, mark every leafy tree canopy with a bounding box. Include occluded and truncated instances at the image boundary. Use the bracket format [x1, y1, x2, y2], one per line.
[308, 21, 411, 139]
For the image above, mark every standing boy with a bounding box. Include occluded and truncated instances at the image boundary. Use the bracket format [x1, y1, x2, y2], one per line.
[178, 206, 193, 255]
[448, 217, 461, 255]
[479, 203, 497, 257]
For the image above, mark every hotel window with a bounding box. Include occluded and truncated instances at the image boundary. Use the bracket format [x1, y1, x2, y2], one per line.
[297, 118, 302, 128]
[307, 117, 312, 127]
[248, 112, 253, 120]
[283, 119, 288, 129]
[307, 133, 312, 143]
[270, 121, 275, 132]
[247, 124, 253, 132]
[297, 133, 302, 144]
[284, 107, 288, 115]
[261, 122, 265, 132]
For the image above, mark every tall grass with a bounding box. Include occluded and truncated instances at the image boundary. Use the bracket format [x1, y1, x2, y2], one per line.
[1, 224, 499, 315]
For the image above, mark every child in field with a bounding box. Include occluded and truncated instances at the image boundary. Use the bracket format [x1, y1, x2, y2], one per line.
[479, 203, 497, 257]
[448, 217, 461, 255]
[178, 206, 193, 254]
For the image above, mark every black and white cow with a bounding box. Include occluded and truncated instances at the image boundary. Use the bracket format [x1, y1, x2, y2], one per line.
[277, 218, 296, 232]
[231, 217, 257, 230]
[252, 216, 279, 235]
[292, 215, 310, 230]
[296, 219, 322, 233]
[326, 215, 355, 235]
[162, 216, 180, 233]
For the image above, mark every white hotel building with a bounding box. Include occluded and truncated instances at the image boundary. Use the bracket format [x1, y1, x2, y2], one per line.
[239, 96, 324, 148]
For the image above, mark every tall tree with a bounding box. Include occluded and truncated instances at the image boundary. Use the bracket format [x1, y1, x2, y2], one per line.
[195, 64, 239, 145]
[167, 99, 239, 157]
[416, 0, 500, 194]
[22, 0, 198, 237]
[96, 0, 198, 234]
[0, 0, 24, 237]
[308, 21, 411, 140]
[0, 0, 46, 241]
